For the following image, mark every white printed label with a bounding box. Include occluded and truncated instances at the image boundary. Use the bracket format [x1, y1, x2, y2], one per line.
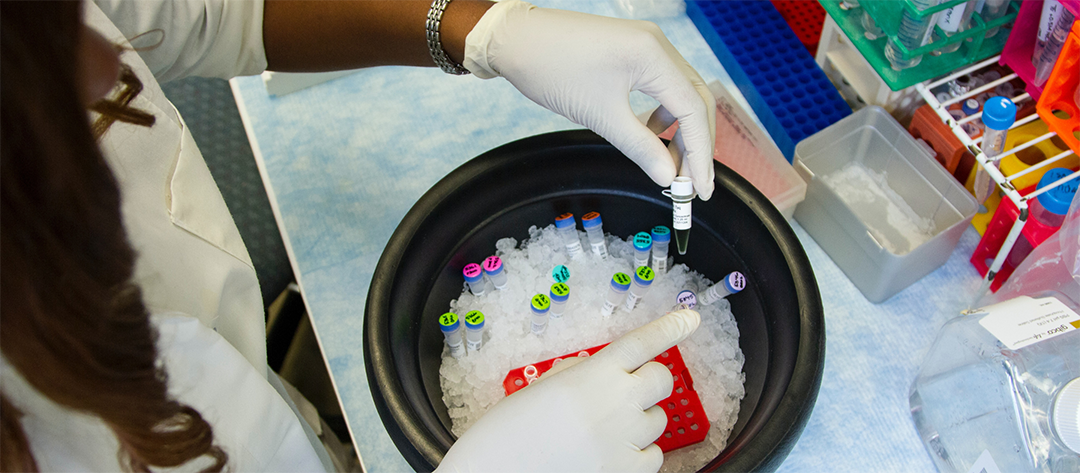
[565, 241, 583, 258]
[652, 255, 667, 274]
[634, 255, 650, 270]
[938, 4, 968, 32]
[966, 449, 1002, 473]
[624, 292, 641, 311]
[976, 296, 1080, 350]
[1039, 0, 1064, 42]
[601, 300, 617, 316]
[531, 321, 546, 335]
[467, 338, 482, 352]
[673, 201, 692, 230]
[591, 241, 609, 259]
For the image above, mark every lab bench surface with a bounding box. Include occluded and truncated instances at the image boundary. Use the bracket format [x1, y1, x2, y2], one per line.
[230, 1, 983, 471]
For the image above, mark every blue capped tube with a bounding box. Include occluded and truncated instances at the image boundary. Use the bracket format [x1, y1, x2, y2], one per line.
[463, 263, 485, 296]
[673, 290, 697, 311]
[623, 266, 655, 312]
[700, 271, 747, 305]
[483, 256, 508, 290]
[439, 312, 466, 358]
[464, 310, 485, 352]
[581, 212, 608, 259]
[530, 294, 551, 335]
[601, 272, 631, 316]
[549, 283, 570, 318]
[555, 213, 583, 259]
[632, 232, 652, 269]
[650, 226, 671, 274]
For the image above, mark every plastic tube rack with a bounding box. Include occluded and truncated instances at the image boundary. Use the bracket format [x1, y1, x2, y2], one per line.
[915, 56, 1079, 294]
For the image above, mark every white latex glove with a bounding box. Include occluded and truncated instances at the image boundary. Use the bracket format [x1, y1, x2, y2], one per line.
[464, 1, 717, 200]
[435, 309, 701, 473]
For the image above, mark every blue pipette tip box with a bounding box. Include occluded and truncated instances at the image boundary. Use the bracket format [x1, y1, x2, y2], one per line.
[686, 0, 851, 162]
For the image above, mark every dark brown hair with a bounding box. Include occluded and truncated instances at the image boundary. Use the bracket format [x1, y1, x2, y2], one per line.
[1, 2, 226, 471]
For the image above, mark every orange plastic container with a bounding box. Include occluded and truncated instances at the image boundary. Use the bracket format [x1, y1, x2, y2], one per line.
[1036, 20, 1080, 156]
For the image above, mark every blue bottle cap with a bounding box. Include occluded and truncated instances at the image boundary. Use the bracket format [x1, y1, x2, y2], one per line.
[439, 312, 460, 332]
[581, 211, 602, 229]
[676, 290, 696, 309]
[555, 212, 576, 229]
[724, 271, 747, 294]
[1036, 168, 1079, 216]
[549, 282, 570, 302]
[552, 264, 570, 283]
[530, 294, 551, 313]
[633, 266, 655, 286]
[610, 272, 631, 291]
[482, 256, 503, 276]
[464, 310, 485, 329]
[961, 98, 980, 116]
[463, 263, 484, 283]
[982, 97, 1016, 131]
[633, 232, 652, 250]
[651, 225, 671, 243]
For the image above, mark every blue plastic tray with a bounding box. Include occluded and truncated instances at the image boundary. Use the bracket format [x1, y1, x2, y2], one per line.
[687, 0, 851, 161]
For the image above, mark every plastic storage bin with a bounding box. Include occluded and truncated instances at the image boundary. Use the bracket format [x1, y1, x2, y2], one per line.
[794, 106, 978, 302]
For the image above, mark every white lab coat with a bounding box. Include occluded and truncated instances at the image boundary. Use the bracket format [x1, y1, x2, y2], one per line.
[0, 1, 332, 470]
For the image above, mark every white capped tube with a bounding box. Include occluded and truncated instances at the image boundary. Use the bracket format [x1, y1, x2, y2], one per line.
[623, 266, 656, 312]
[439, 312, 466, 358]
[700, 271, 747, 305]
[464, 310, 485, 352]
[581, 211, 608, 259]
[601, 272, 631, 316]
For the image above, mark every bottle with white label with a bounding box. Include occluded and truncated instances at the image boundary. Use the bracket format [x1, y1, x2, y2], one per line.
[909, 296, 1080, 473]
[581, 212, 609, 259]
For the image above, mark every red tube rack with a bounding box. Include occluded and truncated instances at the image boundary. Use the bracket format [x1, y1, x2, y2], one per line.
[503, 343, 709, 452]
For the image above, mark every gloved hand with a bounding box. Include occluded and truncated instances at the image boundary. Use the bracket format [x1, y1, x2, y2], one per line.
[464, 1, 716, 200]
[435, 309, 701, 473]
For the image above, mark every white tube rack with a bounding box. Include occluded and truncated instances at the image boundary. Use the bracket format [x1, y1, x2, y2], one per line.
[915, 55, 1079, 293]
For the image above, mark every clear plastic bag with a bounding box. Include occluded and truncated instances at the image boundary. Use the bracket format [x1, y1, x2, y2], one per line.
[978, 190, 1080, 309]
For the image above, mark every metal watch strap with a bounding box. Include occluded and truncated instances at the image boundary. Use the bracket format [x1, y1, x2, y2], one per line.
[426, 0, 471, 75]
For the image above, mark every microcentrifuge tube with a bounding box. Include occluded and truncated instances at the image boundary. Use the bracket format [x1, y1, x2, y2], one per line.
[700, 271, 747, 305]
[549, 282, 570, 318]
[439, 312, 466, 358]
[666, 177, 694, 255]
[632, 232, 652, 270]
[554, 213, 584, 259]
[552, 264, 570, 283]
[601, 272, 631, 317]
[530, 294, 551, 335]
[650, 226, 670, 274]
[464, 310, 485, 352]
[462, 263, 486, 296]
[581, 212, 609, 259]
[483, 256, 508, 290]
[673, 290, 697, 311]
[623, 266, 655, 312]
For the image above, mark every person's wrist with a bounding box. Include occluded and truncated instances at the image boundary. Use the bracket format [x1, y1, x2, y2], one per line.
[428, 0, 493, 74]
